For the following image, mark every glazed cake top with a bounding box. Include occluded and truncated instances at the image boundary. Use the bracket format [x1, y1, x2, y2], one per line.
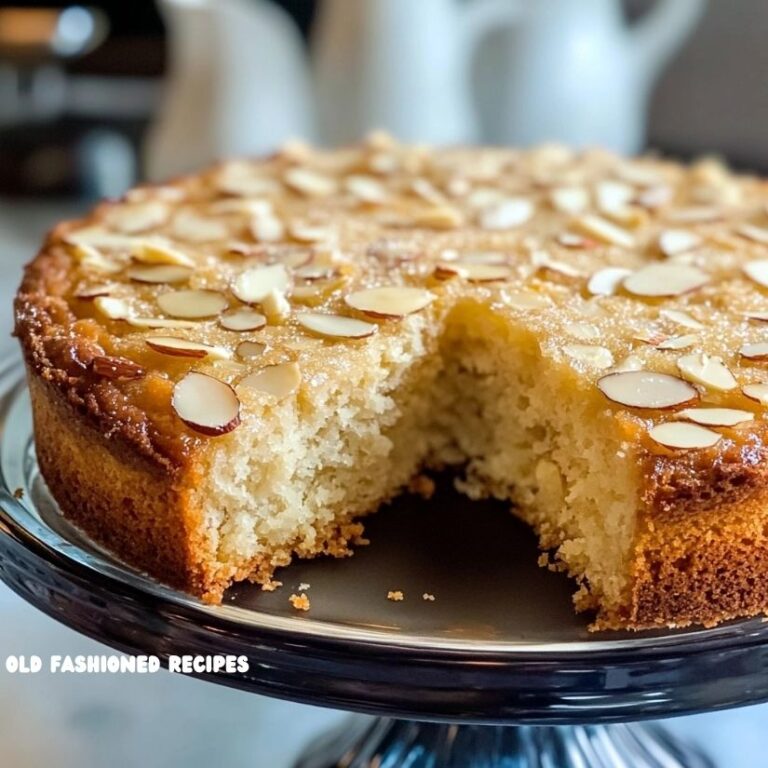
[18, 135, 768, 452]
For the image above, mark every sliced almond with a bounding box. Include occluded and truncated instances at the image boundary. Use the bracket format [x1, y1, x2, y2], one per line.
[743, 310, 768, 323]
[94, 296, 130, 320]
[284, 167, 337, 197]
[665, 206, 722, 224]
[345, 174, 388, 205]
[239, 362, 301, 399]
[565, 322, 600, 340]
[172, 372, 240, 436]
[648, 421, 721, 449]
[563, 344, 614, 369]
[215, 161, 281, 197]
[219, 308, 267, 332]
[91, 355, 145, 381]
[659, 308, 705, 330]
[236, 340, 267, 359]
[677, 353, 737, 391]
[289, 221, 331, 243]
[64, 226, 140, 251]
[157, 289, 228, 319]
[345, 286, 435, 318]
[412, 205, 464, 229]
[531, 251, 583, 279]
[740, 342, 768, 360]
[172, 211, 229, 242]
[556, 232, 589, 249]
[127, 264, 192, 284]
[501, 290, 551, 310]
[678, 407, 754, 427]
[73, 283, 115, 300]
[610, 354, 644, 373]
[296, 312, 377, 339]
[623, 263, 709, 298]
[587, 267, 632, 296]
[597, 370, 698, 409]
[574, 214, 634, 248]
[550, 186, 588, 214]
[658, 229, 701, 257]
[656, 334, 697, 350]
[736, 223, 768, 245]
[261, 288, 291, 324]
[434, 262, 512, 282]
[479, 198, 533, 230]
[132, 239, 195, 267]
[250, 215, 285, 243]
[104, 201, 168, 234]
[145, 336, 230, 360]
[743, 383, 768, 404]
[232, 264, 290, 304]
[459, 250, 508, 265]
[595, 180, 634, 214]
[743, 260, 768, 289]
[637, 185, 673, 209]
[70, 242, 124, 273]
[126, 317, 199, 330]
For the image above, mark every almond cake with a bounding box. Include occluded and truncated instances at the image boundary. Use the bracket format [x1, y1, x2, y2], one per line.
[15, 136, 768, 630]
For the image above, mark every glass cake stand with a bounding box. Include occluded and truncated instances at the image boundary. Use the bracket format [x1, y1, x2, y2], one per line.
[2, 356, 768, 767]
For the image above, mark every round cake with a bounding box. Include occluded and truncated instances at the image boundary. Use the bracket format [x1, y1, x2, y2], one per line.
[15, 135, 768, 629]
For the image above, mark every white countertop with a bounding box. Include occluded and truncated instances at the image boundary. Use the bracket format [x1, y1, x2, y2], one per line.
[0, 199, 764, 768]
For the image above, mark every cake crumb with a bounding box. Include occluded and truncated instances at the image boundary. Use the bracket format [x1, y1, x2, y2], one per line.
[408, 474, 436, 499]
[289, 593, 311, 611]
[387, 590, 404, 602]
[298, 582, 311, 591]
[261, 579, 283, 592]
[422, 593, 436, 602]
[13, 487, 23, 500]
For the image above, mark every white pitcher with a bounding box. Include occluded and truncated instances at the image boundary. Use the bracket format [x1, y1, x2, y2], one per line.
[145, 0, 315, 180]
[311, 0, 519, 146]
[477, 0, 706, 153]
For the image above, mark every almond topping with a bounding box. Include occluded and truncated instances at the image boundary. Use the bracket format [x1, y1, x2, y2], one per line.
[648, 421, 721, 449]
[145, 336, 231, 360]
[597, 371, 698, 409]
[261, 288, 291, 324]
[587, 267, 632, 296]
[345, 174, 388, 204]
[656, 334, 697, 350]
[73, 283, 115, 300]
[156, 289, 228, 319]
[563, 344, 614, 369]
[232, 264, 290, 304]
[678, 407, 754, 427]
[595, 180, 634, 214]
[412, 206, 464, 230]
[172, 372, 240, 436]
[236, 340, 267, 359]
[658, 229, 702, 257]
[127, 264, 193, 284]
[742, 310, 768, 322]
[172, 211, 229, 242]
[219, 308, 267, 332]
[743, 260, 768, 289]
[550, 186, 588, 214]
[239, 362, 301, 399]
[296, 312, 378, 339]
[132, 239, 195, 267]
[126, 317, 199, 330]
[479, 198, 533, 230]
[740, 342, 768, 360]
[104, 201, 168, 234]
[743, 383, 768, 404]
[665, 206, 722, 224]
[433, 262, 512, 282]
[736, 223, 768, 245]
[94, 296, 130, 320]
[250, 215, 285, 243]
[70, 242, 124, 273]
[284, 167, 337, 197]
[623, 263, 708, 298]
[659, 309, 705, 330]
[91, 355, 145, 381]
[289, 222, 331, 243]
[345, 286, 435, 318]
[677, 353, 737, 391]
[574, 214, 634, 248]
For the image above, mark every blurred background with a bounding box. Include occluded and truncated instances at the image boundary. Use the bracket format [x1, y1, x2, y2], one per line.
[2, 1, 768, 766]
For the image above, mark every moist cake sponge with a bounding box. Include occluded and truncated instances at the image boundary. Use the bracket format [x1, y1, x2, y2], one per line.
[15, 137, 768, 629]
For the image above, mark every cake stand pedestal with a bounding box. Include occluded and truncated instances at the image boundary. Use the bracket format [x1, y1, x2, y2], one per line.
[1, 359, 764, 768]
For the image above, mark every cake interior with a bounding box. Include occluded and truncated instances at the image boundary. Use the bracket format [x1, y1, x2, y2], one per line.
[194, 300, 641, 617]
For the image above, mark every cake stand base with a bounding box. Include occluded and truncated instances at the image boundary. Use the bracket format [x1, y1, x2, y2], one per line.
[294, 717, 714, 768]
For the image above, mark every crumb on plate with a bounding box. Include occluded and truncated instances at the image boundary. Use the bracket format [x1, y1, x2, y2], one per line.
[289, 593, 311, 611]
[387, 590, 404, 602]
